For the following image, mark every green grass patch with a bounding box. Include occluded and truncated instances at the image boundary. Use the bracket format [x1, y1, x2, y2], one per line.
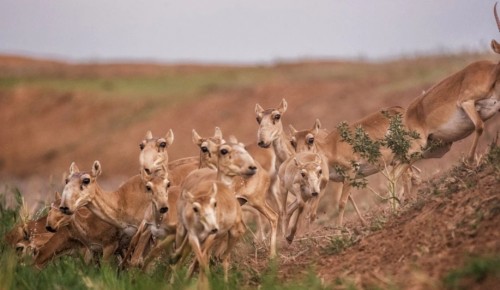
[322, 235, 357, 255]
[443, 256, 500, 290]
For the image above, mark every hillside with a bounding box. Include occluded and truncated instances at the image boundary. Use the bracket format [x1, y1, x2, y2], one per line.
[246, 144, 500, 289]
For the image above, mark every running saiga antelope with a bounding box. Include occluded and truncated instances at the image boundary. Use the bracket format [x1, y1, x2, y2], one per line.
[256, 100, 365, 227]
[255, 99, 296, 217]
[404, 4, 500, 163]
[140, 130, 199, 186]
[123, 169, 179, 269]
[189, 131, 279, 258]
[59, 161, 170, 245]
[278, 152, 328, 243]
[172, 180, 245, 284]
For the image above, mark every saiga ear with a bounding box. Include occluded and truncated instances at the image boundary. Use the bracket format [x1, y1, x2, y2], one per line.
[165, 129, 174, 147]
[92, 161, 102, 177]
[145, 130, 153, 140]
[54, 191, 62, 200]
[293, 157, 303, 167]
[69, 162, 79, 175]
[140, 168, 151, 181]
[278, 98, 288, 114]
[255, 103, 264, 116]
[313, 119, 322, 134]
[228, 135, 238, 144]
[184, 190, 195, 202]
[214, 127, 223, 139]
[192, 129, 202, 146]
[288, 124, 298, 135]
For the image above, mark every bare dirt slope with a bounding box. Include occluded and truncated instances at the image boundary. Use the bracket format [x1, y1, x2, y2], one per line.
[237, 148, 499, 290]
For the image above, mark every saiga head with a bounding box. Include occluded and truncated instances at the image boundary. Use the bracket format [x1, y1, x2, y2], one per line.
[141, 165, 171, 214]
[192, 127, 224, 169]
[255, 99, 288, 148]
[293, 155, 324, 199]
[289, 119, 322, 153]
[139, 130, 174, 175]
[59, 161, 102, 215]
[46, 191, 72, 232]
[184, 181, 220, 234]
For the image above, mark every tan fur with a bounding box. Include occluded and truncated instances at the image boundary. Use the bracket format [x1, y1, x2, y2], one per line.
[5, 215, 52, 258]
[139, 130, 199, 186]
[288, 119, 333, 220]
[58, 161, 161, 243]
[404, 60, 500, 163]
[123, 129, 221, 269]
[278, 152, 329, 243]
[255, 99, 295, 222]
[187, 132, 279, 258]
[43, 198, 121, 268]
[125, 186, 180, 269]
[172, 180, 245, 283]
[405, 6, 500, 162]
[314, 107, 408, 227]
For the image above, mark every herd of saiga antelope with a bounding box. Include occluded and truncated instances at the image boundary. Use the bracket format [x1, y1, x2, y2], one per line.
[5, 4, 500, 286]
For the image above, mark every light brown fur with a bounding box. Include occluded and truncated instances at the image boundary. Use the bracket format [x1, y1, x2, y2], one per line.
[278, 152, 329, 243]
[188, 132, 279, 258]
[404, 60, 500, 163]
[315, 107, 407, 227]
[172, 180, 245, 283]
[139, 130, 200, 186]
[58, 161, 163, 244]
[5, 215, 53, 259]
[405, 6, 500, 163]
[44, 192, 122, 267]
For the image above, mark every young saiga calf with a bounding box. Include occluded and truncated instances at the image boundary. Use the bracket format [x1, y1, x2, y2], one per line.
[42, 192, 121, 267]
[189, 130, 279, 258]
[172, 180, 245, 284]
[278, 153, 328, 243]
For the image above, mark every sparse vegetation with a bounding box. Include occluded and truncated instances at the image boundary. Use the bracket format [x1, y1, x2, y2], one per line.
[444, 256, 500, 290]
[322, 235, 358, 255]
[336, 112, 420, 210]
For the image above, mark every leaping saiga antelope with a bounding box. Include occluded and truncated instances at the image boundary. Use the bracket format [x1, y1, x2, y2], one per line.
[404, 3, 500, 163]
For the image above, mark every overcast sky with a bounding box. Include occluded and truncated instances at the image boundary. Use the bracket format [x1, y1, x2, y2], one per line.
[0, 0, 498, 63]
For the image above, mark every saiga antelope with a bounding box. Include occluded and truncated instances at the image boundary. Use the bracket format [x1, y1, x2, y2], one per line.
[172, 181, 245, 283]
[59, 161, 170, 245]
[139, 130, 204, 186]
[255, 99, 366, 227]
[404, 4, 500, 163]
[40, 192, 121, 268]
[278, 153, 328, 243]
[5, 215, 53, 259]
[255, 99, 296, 219]
[189, 131, 279, 258]
[124, 170, 180, 269]
[313, 107, 414, 227]
[288, 119, 334, 222]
